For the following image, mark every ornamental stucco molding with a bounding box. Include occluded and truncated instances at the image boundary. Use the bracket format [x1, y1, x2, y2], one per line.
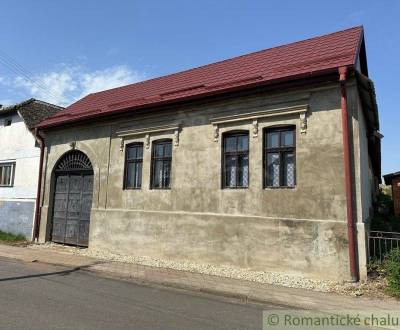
[210, 104, 309, 142]
[252, 119, 258, 138]
[116, 123, 181, 151]
[299, 113, 307, 134]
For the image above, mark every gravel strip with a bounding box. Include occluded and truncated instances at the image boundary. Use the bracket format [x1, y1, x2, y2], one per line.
[28, 243, 338, 292]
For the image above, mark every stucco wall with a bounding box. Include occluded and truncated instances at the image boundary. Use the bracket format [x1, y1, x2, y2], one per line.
[39, 84, 357, 281]
[350, 85, 374, 224]
[0, 200, 34, 238]
[0, 112, 38, 239]
[348, 83, 377, 280]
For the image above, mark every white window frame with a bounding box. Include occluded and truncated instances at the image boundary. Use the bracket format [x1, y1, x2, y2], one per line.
[0, 162, 16, 187]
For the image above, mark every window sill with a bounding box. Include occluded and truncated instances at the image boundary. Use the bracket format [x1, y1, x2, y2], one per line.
[264, 186, 296, 190]
[0, 185, 13, 188]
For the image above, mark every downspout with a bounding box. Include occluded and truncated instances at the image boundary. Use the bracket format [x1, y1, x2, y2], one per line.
[339, 66, 359, 282]
[32, 128, 44, 242]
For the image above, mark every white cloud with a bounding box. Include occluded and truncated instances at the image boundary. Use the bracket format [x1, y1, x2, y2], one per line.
[14, 68, 77, 106]
[80, 66, 144, 96]
[8, 65, 145, 107]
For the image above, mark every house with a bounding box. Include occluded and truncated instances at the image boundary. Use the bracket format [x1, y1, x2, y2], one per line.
[0, 99, 62, 239]
[35, 26, 381, 282]
[383, 172, 400, 217]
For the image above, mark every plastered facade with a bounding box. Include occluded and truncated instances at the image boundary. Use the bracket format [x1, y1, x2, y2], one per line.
[38, 82, 376, 281]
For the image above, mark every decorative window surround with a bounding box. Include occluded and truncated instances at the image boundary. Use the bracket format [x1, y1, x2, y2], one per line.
[210, 104, 308, 142]
[116, 123, 181, 151]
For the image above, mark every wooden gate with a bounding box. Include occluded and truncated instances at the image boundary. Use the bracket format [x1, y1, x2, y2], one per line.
[51, 151, 93, 247]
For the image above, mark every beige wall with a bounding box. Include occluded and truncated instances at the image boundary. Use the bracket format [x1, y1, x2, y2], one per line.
[348, 82, 377, 280]
[38, 83, 369, 281]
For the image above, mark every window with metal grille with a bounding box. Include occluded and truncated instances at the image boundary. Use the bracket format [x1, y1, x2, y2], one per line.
[124, 143, 143, 189]
[0, 162, 15, 187]
[222, 132, 249, 188]
[264, 127, 296, 188]
[151, 139, 172, 189]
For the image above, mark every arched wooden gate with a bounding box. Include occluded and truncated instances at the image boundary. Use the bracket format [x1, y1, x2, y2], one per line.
[51, 150, 94, 247]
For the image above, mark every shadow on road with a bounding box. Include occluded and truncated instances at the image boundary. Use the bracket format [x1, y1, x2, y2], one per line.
[0, 261, 104, 282]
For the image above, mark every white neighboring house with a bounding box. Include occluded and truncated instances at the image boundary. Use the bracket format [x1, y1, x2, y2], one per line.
[0, 99, 62, 239]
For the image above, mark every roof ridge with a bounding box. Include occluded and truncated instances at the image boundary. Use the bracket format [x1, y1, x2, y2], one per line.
[82, 26, 363, 99]
[1, 98, 64, 112]
[1, 98, 36, 111]
[31, 99, 64, 109]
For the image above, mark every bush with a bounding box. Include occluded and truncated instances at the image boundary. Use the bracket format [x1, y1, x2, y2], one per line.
[379, 190, 393, 208]
[370, 214, 400, 232]
[383, 248, 400, 297]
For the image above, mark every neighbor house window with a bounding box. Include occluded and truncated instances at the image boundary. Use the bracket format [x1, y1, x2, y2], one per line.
[264, 127, 296, 188]
[124, 143, 143, 189]
[222, 132, 249, 188]
[0, 162, 15, 187]
[4, 117, 12, 126]
[151, 139, 172, 189]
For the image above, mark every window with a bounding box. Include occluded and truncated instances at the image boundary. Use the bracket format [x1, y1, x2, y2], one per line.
[264, 127, 296, 188]
[124, 143, 143, 189]
[222, 132, 249, 188]
[151, 139, 172, 189]
[0, 162, 15, 187]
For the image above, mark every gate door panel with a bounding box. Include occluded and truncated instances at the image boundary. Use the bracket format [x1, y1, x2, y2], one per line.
[52, 175, 69, 244]
[64, 175, 83, 245]
[78, 175, 93, 246]
[51, 151, 93, 247]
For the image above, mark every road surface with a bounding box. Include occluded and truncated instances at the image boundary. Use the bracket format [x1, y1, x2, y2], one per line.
[0, 256, 276, 329]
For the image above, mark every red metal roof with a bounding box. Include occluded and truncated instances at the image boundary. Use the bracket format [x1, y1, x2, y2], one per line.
[38, 26, 364, 128]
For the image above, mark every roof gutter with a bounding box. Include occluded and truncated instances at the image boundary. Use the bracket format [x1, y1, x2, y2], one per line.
[32, 128, 44, 242]
[339, 66, 359, 282]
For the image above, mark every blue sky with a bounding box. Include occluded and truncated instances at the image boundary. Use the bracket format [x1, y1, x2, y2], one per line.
[0, 0, 398, 175]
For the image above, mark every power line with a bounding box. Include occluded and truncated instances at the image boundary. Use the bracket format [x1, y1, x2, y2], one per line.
[0, 52, 58, 100]
[0, 49, 57, 97]
[0, 49, 60, 101]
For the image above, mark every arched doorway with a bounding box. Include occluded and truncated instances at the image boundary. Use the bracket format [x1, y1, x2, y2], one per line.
[51, 150, 94, 247]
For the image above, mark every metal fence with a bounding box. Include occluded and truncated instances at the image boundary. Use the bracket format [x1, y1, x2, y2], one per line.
[368, 231, 400, 262]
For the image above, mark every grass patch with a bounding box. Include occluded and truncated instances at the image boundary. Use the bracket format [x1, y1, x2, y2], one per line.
[0, 230, 27, 243]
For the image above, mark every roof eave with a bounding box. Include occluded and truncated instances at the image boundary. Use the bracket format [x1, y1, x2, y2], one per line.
[383, 172, 400, 185]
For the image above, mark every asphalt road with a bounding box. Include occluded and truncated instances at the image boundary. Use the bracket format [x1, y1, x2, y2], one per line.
[0, 256, 274, 330]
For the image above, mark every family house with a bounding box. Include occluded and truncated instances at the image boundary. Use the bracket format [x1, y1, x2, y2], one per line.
[0, 99, 62, 238]
[35, 26, 381, 282]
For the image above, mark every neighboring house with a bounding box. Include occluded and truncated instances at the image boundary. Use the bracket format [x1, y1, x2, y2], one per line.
[383, 172, 400, 217]
[35, 26, 381, 282]
[0, 99, 63, 239]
